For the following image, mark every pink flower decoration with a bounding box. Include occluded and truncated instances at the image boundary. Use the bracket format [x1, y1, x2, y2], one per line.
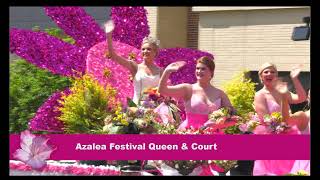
[253, 125, 272, 135]
[13, 130, 55, 170]
[10, 6, 214, 133]
[209, 163, 226, 173]
[239, 124, 249, 133]
[29, 88, 71, 133]
[10, 160, 120, 175]
[45, 7, 106, 51]
[86, 41, 142, 105]
[111, 6, 150, 49]
[153, 102, 175, 124]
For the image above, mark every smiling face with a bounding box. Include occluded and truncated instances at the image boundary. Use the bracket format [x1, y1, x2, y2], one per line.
[195, 62, 213, 82]
[141, 43, 158, 62]
[260, 67, 278, 86]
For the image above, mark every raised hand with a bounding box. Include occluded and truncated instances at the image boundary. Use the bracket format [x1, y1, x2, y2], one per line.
[164, 61, 186, 73]
[275, 80, 289, 95]
[290, 64, 303, 80]
[104, 20, 115, 34]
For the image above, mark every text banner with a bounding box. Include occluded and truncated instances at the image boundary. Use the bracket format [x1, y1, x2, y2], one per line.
[10, 134, 310, 160]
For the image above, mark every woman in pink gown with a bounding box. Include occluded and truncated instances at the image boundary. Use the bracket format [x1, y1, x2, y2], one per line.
[253, 63, 307, 176]
[158, 56, 234, 175]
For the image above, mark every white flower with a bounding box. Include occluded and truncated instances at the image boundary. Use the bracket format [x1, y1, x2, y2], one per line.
[264, 116, 272, 123]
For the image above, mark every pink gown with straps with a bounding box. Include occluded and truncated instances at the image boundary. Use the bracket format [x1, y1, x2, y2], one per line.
[177, 92, 222, 175]
[177, 93, 221, 130]
[253, 99, 298, 176]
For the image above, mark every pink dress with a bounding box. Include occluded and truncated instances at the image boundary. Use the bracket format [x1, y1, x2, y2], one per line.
[289, 120, 310, 175]
[253, 99, 297, 176]
[177, 93, 221, 130]
[177, 92, 222, 175]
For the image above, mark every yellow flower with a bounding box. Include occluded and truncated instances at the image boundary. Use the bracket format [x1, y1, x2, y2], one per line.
[296, 170, 309, 176]
[271, 112, 282, 121]
[128, 52, 136, 60]
[117, 114, 123, 119]
[120, 119, 129, 126]
[103, 68, 112, 78]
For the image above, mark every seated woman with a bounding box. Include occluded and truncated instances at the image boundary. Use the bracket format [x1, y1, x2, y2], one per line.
[158, 56, 234, 130]
[253, 63, 307, 176]
[276, 82, 310, 175]
[105, 20, 162, 105]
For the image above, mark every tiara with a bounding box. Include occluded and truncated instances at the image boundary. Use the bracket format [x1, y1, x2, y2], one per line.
[143, 36, 160, 47]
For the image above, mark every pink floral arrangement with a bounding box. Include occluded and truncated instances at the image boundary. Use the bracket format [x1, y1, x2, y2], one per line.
[253, 112, 300, 135]
[10, 160, 120, 176]
[203, 108, 240, 134]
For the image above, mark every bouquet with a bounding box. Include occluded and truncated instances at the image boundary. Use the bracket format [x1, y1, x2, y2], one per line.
[253, 112, 299, 135]
[102, 87, 182, 135]
[142, 87, 182, 126]
[103, 105, 160, 134]
[150, 160, 208, 176]
[201, 107, 241, 134]
[210, 160, 238, 174]
[228, 112, 261, 134]
[155, 116, 239, 176]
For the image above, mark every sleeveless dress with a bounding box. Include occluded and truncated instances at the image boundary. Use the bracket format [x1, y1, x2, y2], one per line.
[289, 119, 310, 175]
[178, 92, 221, 130]
[176, 86, 223, 175]
[253, 99, 298, 176]
[132, 65, 161, 104]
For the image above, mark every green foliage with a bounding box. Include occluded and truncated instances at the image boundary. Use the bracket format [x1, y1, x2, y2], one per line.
[58, 74, 118, 134]
[222, 70, 257, 117]
[33, 26, 75, 44]
[9, 60, 71, 133]
[223, 125, 242, 135]
[9, 26, 74, 133]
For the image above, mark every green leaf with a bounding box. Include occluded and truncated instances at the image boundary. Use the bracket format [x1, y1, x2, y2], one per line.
[9, 59, 71, 133]
[127, 97, 137, 107]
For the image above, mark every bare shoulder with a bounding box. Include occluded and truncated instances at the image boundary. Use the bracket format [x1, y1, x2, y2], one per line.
[255, 89, 266, 98]
[213, 87, 227, 97]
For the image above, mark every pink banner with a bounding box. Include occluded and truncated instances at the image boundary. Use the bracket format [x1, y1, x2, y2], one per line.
[10, 134, 310, 160]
